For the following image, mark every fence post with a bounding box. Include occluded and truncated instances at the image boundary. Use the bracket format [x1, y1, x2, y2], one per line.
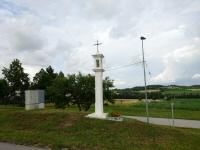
[171, 100, 174, 127]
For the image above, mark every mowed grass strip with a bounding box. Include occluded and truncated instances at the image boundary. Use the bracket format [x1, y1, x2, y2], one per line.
[0, 108, 200, 150]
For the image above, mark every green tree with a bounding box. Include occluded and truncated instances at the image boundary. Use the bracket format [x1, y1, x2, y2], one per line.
[32, 66, 58, 89]
[32, 66, 58, 102]
[58, 71, 64, 78]
[0, 79, 9, 99]
[2, 59, 30, 96]
[47, 76, 70, 109]
[31, 69, 46, 89]
[38, 70, 114, 111]
[67, 73, 95, 111]
[67, 73, 113, 111]
[46, 66, 58, 79]
[103, 76, 114, 104]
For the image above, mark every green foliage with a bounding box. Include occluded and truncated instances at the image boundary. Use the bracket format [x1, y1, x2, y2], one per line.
[47, 77, 70, 109]
[32, 66, 58, 90]
[133, 85, 164, 91]
[0, 79, 9, 99]
[0, 59, 115, 110]
[2, 59, 30, 96]
[58, 71, 64, 78]
[32, 66, 58, 101]
[103, 76, 114, 104]
[66, 73, 114, 111]
[47, 72, 114, 111]
[67, 73, 95, 111]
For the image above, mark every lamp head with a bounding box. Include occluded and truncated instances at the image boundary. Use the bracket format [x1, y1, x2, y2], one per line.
[140, 36, 146, 40]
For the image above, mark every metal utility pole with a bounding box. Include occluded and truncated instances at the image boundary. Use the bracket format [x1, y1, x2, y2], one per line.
[140, 36, 149, 123]
[171, 102, 174, 127]
[171, 95, 175, 127]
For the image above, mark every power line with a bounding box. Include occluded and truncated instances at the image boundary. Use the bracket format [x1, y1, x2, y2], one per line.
[105, 61, 142, 71]
[129, 54, 142, 63]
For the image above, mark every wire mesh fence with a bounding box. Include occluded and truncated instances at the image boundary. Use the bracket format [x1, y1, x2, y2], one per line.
[0, 96, 25, 107]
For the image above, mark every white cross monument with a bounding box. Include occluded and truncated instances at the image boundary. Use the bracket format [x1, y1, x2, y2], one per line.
[87, 40, 108, 119]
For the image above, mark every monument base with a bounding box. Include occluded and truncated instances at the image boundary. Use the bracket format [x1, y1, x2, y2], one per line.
[86, 113, 108, 119]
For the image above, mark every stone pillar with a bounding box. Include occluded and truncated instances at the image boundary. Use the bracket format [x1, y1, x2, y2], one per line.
[94, 66, 104, 115]
[87, 53, 107, 119]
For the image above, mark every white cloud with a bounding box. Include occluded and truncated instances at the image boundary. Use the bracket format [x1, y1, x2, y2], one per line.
[192, 74, 200, 80]
[113, 79, 126, 87]
[152, 45, 200, 84]
[0, 0, 200, 88]
[23, 65, 41, 80]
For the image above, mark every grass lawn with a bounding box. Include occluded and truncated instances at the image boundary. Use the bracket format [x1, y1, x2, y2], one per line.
[0, 108, 200, 150]
[105, 99, 200, 120]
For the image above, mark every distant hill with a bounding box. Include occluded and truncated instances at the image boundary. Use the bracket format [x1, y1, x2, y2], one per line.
[130, 85, 200, 90]
[112, 85, 200, 99]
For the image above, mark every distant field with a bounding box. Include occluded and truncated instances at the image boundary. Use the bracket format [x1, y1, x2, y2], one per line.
[162, 88, 200, 95]
[107, 99, 200, 120]
[133, 99, 200, 111]
[114, 98, 200, 111]
[190, 89, 200, 91]
[138, 89, 160, 93]
[114, 99, 139, 105]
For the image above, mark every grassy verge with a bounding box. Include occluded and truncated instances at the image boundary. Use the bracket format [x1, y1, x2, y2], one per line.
[0, 108, 200, 150]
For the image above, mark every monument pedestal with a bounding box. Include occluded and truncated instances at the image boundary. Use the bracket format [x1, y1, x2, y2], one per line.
[87, 112, 108, 119]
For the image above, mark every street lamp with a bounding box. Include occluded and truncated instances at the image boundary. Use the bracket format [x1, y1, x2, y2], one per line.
[140, 36, 149, 123]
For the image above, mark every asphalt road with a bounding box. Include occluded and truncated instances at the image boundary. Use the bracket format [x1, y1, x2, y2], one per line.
[0, 142, 49, 150]
[123, 116, 200, 128]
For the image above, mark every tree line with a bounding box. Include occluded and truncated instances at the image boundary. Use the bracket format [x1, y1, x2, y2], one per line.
[113, 86, 200, 100]
[0, 59, 114, 110]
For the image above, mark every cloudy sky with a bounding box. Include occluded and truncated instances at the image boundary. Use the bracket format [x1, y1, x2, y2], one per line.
[0, 0, 200, 88]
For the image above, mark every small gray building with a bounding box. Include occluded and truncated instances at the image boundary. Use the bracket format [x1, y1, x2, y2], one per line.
[25, 90, 45, 110]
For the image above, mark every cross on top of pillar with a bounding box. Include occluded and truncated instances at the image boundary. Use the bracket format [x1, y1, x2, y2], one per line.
[94, 40, 102, 53]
